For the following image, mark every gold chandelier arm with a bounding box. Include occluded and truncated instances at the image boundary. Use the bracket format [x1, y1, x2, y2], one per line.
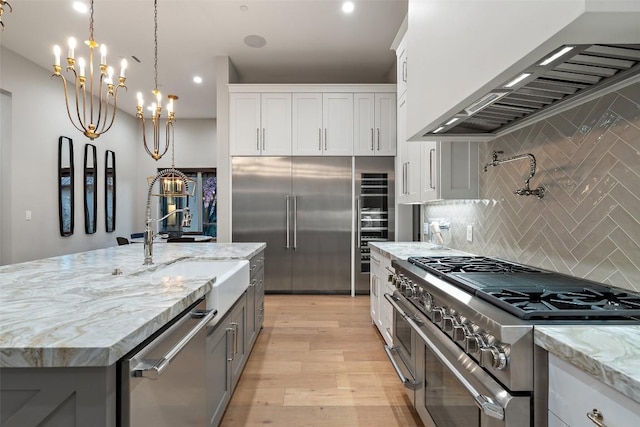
[163, 120, 173, 159]
[100, 83, 126, 136]
[140, 116, 158, 160]
[53, 73, 86, 134]
[95, 71, 106, 133]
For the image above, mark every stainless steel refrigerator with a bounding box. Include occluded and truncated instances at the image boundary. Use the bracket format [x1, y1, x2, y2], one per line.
[232, 157, 353, 294]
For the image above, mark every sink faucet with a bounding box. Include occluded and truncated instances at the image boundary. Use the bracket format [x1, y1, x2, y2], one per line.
[144, 168, 193, 265]
[483, 151, 545, 198]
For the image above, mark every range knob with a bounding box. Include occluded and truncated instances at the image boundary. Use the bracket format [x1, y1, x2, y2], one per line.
[441, 315, 455, 333]
[452, 324, 467, 342]
[464, 333, 485, 354]
[480, 346, 508, 370]
[431, 307, 445, 324]
[421, 292, 434, 312]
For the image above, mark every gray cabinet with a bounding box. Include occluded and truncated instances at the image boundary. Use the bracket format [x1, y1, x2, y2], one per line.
[207, 292, 248, 427]
[246, 252, 265, 349]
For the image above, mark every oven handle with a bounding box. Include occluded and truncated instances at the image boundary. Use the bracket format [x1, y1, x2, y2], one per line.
[384, 345, 420, 390]
[134, 308, 217, 380]
[407, 317, 505, 420]
[384, 293, 505, 420]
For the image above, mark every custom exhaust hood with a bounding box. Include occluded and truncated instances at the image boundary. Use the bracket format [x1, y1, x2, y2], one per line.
[425, 43, 640, 137]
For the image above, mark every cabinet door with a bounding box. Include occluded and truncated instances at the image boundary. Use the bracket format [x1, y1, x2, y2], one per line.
[261, 93, 292, 155]
[397, 95, 410, 204]
[230, 93, 261, 156]
[322, 93, 354, 156]
[292, 93, 323, 155]
[374, 93, 396, 156]
[230, 294, 247, 390]
[420, 141, 438, 201]
[406, 142, 422, 203]
[354, 93, 376, 156]
[438, 141, 479, 199]
[206, 321, 233, 427]
[396, 36, 408, 99]
[245, 279, 257, 348]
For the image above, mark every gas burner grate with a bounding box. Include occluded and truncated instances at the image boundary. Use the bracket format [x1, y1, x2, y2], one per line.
[408, 256, 543, 274]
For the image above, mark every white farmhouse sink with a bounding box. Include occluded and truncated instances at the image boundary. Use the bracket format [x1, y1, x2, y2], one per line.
[149, 260, 250, 316]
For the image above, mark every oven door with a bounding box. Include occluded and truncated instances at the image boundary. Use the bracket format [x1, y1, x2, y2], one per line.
[409, 313, 531, 427]
[383, 293, 420, 401]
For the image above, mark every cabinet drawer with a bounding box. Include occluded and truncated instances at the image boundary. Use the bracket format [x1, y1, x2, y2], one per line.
[548, 354, 640, 427]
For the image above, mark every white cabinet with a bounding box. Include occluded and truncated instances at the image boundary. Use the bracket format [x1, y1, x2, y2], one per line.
[396, 34, 408, 99]
[354, 93, 396, 156]
[370, 249, 393, 346]
[397, 95, 421, 204]
[293, 93, 353, 156]
[230, 93, 292, 156]
[548, 353, 640, 427]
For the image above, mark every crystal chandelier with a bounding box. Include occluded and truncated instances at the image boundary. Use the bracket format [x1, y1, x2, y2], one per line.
[136, 0, 177, 161]
[52, 0, 127, 140]
[0, 0, 12, 31]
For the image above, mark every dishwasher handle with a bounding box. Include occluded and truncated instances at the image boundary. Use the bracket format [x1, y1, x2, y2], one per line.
[134, 308, 217, 380]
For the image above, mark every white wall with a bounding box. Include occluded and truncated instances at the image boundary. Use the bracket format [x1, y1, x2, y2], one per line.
[0, 46, 139, 264]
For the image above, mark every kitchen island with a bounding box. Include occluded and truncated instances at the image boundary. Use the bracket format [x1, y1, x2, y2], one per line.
[0, 242, 265, 427]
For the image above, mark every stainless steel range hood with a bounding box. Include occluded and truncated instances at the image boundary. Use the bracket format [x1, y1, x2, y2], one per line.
[425, 44, 640, 138]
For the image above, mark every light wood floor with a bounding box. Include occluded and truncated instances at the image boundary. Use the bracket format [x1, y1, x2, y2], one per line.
[219, 295, 423, 427]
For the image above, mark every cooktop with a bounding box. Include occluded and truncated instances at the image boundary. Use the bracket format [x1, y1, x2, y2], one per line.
[407, 256, 640, 320]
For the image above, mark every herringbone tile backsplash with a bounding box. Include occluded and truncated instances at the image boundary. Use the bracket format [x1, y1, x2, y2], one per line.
[424, 82, 640, 292]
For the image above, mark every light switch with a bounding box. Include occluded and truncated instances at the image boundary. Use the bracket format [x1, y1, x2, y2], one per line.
[467, 225, 473, 242]
[25, 211, 32, 221]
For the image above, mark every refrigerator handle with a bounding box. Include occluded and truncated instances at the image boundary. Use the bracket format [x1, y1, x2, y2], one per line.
[357, 197, 362, 248]
[293, 196, 298, 250]
[286, 195, 290, 249]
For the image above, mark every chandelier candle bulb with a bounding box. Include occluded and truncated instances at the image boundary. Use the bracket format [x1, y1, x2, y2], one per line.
[68, 37, 76, 60]
[78, 57, 86, 78]
[53, 45, 61, 66]
[100, 44, 106, 65]
[120, 59, 127, 78]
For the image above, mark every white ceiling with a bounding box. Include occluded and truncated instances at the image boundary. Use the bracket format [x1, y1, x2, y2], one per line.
[1, 0, 407, 119]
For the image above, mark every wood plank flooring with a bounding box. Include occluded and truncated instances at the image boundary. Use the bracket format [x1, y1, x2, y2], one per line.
[220, 295, 423, 427]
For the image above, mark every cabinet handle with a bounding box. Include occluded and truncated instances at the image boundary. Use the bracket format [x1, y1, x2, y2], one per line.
[249, 278, 257, 287]
[256, 128, 260, 151]
[231, 322, 239, 356]
[324, 128, 328, 151]
[406, 162, 411, 194]
[402, 59, 407, 82]
[430, 148, 436, 190]
[377, 128, 380, 151]
[587, 409, 607, 427]
[402, 163, 407, 195]
[226, 327, 234, 361]
[318, 128, 322, 151]
[262, 128, 266, 151]
[371, 128, 374, 151]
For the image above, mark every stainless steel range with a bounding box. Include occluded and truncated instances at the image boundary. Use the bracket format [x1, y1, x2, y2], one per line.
[385, 255, 640, 427]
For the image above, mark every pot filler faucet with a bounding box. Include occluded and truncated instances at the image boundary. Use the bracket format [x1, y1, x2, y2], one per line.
[144, 168, 193, 265]
[483, 151, 545, 198]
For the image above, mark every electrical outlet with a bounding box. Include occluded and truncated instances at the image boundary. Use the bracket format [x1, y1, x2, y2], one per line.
[467, 225, 473, 242]
[423, 222, 430, 233]
[25, 211, 32, 221]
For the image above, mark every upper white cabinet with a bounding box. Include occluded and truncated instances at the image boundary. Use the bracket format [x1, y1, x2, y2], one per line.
[230, 93, 292, 156]
[396, 36, 407, 99]
[354, 93, 396, 156]
[293, 93, 354, 156]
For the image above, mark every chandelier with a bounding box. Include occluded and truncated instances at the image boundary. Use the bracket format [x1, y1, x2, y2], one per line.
[0, 0, 12, 31]
[52, 0, 127, 140]
[136, 0, 177, 161]
[147, 126, 195, 198]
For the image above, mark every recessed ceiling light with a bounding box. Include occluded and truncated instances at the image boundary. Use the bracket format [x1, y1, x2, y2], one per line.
[342, 1, 355, 14]
[244, 35, 267, 48]
[240, 5, 249, 12]
[73, 2, 88, 13]
[193, 76, 203, 84]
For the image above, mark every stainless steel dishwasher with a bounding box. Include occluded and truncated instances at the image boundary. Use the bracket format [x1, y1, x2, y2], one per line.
[118, 298, 217, 427]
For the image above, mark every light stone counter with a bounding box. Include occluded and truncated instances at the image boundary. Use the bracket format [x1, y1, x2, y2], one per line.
[369, 241, 472, 260]
[0, 242, 265, 368]
[535, 326, 640, 404]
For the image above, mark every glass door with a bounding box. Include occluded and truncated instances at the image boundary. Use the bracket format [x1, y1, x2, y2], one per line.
[359, 173, 389, 274]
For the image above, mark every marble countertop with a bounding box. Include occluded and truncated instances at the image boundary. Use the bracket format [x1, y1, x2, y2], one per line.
[0, 242, 265, 368]
[535, 326, 640, 404]
[369, 241, 471, 260]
